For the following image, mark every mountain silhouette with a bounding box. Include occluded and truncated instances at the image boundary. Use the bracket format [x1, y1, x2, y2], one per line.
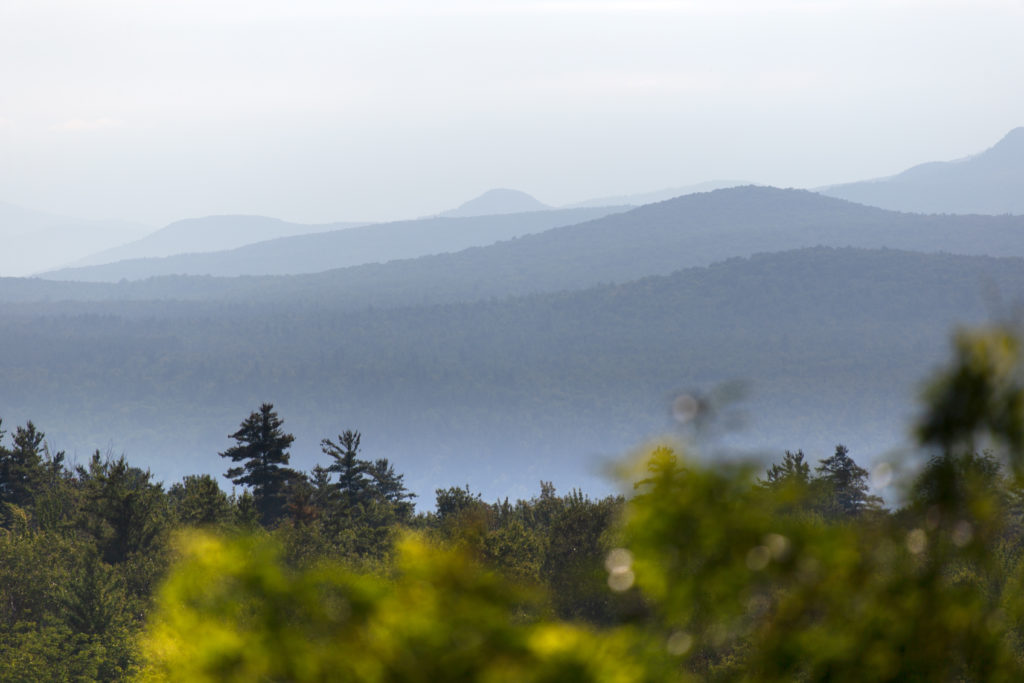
[820, 127, 1024, 214]
[440, 188, 550, 217]
[17, 186, 1024, 306]
[41, 206, 625, 282]
[69, 215, 367, 268]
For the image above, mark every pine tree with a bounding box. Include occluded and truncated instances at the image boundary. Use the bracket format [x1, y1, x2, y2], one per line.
[75, 452, 167, 565]
[321, 430, 368, 510]
[367, 458, 416, 519]
[761, 449, 811, 489]
[0, 421, 47, 510]
[220, 404, 297, 526]
[815, 444, 881, 518]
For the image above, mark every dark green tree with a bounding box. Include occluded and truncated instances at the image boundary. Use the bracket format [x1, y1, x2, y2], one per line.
[61, 550, 123, 636]
[367, 458, 416, 519]
[321, 430, 368, 509]
[434, 485, 489, 550]
[220, 404, 297, 526]
[435, 485, 485, 522]
[815, 444, 881, 518]
[308, 465, 336, 511]
[541, 489, 623, 623]
[168, 474, 233, 528]
[761, 449, 811, 489]
[283, 476, 319, 527]
[76, 452, 167, 565]
[0, 421, 49, 511]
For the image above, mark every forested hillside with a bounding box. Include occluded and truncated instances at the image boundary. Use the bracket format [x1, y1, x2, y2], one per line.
[2, 247, 1019, 499]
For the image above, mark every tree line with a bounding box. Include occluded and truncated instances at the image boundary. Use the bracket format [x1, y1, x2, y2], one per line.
[2, 325, 1024, 679]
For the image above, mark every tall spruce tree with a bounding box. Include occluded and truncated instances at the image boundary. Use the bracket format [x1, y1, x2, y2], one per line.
[321, 430, 368, 509]
[0, 420, 48, 510]
[220, 404, 297, 526]
[815, 444, 881, 517]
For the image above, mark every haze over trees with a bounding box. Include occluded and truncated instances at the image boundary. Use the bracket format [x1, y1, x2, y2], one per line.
[0, 245, 1020, 500]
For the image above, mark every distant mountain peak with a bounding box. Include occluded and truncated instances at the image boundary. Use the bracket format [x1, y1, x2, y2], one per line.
[441, 188, 550, 218]
[819, 127, 1024, 215]
[999, 126, 1024, 141]
[988, 126, 1024, 155]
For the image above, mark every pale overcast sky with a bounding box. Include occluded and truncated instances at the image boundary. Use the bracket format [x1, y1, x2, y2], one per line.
[1, 0, 1022, 225]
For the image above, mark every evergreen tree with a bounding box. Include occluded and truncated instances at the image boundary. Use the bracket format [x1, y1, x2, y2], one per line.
[815, 444, 881, 517]
[321, 430, 368, 509]
[761, 449, 811, 489]
[308, 465, 336, 511]
[76, 452, 167, 565]
[168, 474, 233, 528]
[220, 404, 297, 526]
[0, 421, 48, 510]
[367, 458, 416, 519]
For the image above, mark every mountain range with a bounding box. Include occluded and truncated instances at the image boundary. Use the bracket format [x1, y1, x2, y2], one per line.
[17, 187, 1024, 306]
[3, 130, 1024, 501]
[40, 205, 626, 282]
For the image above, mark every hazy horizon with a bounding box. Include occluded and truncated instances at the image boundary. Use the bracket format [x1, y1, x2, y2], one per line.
[2, 0, 1023, 226]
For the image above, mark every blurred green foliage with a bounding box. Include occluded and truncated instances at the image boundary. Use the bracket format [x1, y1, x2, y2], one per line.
[138, 532, 668, 683]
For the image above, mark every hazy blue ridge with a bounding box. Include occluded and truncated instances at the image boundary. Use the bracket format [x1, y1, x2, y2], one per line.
[0, 200, 151, 277]
[40, 206, 626, 282]
[11, 186, 1024, 308]
[58, 215, 371, 270]
[439, 188, 551, 217]
[820, 127, 1024, 214]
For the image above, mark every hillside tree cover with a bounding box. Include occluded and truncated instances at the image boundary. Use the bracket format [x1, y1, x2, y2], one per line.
[0, 324, 1022, 679]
